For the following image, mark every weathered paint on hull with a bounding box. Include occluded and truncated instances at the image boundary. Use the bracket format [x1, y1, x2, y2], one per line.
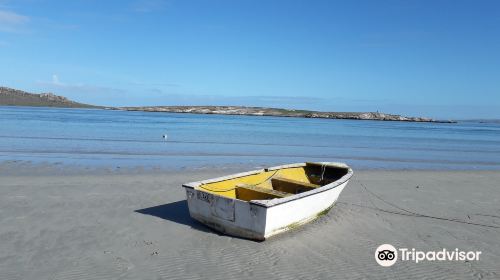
[183, 162, 352, 240]
[263, 181, 348, 239]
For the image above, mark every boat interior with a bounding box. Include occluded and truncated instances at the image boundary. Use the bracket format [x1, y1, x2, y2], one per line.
[197, 163, 350, 201]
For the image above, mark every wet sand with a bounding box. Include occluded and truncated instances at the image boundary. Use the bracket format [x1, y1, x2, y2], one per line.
[1, 164, 499, 279]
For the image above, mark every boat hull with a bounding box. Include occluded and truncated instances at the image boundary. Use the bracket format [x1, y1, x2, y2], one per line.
[183, 162, 352, 240]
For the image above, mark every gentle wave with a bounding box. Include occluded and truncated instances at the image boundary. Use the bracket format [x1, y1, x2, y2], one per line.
[0, 135, 499, 154]
[1, 150, 498, 166]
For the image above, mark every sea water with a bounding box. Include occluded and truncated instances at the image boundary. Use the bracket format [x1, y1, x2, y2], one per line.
[0, 106, 499, 170]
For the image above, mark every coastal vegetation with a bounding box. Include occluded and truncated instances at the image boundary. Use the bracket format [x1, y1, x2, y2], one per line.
[119, 105, 453, 123]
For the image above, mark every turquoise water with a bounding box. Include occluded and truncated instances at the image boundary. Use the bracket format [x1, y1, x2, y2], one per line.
[1, 106, 499, 170]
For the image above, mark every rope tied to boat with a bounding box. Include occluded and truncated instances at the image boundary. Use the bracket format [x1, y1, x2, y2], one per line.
[352, 181, 500, 229]
[320, 163, 327, 183]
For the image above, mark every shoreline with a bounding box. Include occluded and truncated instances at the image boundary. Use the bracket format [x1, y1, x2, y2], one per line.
[0, 103, 455, 123]
[1, 160, 498, 177]
[1, 163, 499, 279]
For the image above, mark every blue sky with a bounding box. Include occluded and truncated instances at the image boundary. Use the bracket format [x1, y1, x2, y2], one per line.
[0, 0, 499, 119]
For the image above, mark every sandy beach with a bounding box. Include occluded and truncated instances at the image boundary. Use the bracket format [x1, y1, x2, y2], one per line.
[2, 0, 499, 279]
[0, 163, 498, 280]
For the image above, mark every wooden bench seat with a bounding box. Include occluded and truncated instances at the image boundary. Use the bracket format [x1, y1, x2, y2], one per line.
[235, 184, 292, 201]
[271, 177, 320, 194]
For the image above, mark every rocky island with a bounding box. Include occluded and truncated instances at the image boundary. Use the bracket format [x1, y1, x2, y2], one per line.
[118, 105, 454, 123]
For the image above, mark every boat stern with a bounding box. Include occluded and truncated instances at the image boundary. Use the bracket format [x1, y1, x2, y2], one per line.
[183, 185, 269, 240]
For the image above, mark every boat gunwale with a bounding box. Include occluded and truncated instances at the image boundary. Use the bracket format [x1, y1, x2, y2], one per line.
[182, 162, 353, 208]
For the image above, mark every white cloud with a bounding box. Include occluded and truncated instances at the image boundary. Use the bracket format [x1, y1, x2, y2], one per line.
[52, 74, 62, 86]
[0, 9, 29, 32]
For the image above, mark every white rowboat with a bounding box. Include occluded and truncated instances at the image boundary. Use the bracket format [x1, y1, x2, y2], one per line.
[182, 162, 353, 240]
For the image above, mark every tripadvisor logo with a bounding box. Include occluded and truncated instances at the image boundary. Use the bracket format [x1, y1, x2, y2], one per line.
[375, 244, 397, 267]
[375, 244, 481, 267]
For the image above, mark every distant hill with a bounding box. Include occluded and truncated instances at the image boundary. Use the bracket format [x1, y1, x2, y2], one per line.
[0, 87, 99, 108]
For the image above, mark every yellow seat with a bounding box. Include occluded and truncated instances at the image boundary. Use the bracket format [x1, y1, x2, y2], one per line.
[271, 177, 319, 194]
[236, 184, 291, 201]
